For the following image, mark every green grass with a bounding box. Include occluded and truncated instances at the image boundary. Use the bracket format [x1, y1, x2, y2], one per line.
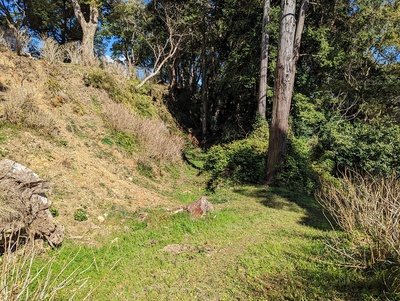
[26, 184, 385, 300]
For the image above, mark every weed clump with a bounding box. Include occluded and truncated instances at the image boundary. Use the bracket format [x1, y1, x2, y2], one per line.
[85, 70, 125, 103]
[0, 236, 94, 300]
[74, 209, 88, 222]
[1, 84, 59, 136]
[316, 170, 400, 296]
[103, 101, 184, 163]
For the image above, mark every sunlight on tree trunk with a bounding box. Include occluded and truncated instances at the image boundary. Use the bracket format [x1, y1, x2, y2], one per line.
[266, 0, 308, 184]
[70, 0, 98, 66]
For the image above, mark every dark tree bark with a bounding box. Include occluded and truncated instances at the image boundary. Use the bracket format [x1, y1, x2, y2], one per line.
[266, 0, 308, 184]
[201, 16, 208, 141]
[258, 0, 270, 119]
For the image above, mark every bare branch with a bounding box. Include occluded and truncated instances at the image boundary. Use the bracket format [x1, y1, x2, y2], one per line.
[135, 1, 192, 89]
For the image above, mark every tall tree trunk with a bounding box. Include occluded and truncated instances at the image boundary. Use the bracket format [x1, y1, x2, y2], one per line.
[70, 0, 98, 65]
[201, 17, 208, 142]
[258, 0, 270, 119]
[266, 0, 308, 184]
[169, 55, 178, 91]
[289, 0, 308, 97]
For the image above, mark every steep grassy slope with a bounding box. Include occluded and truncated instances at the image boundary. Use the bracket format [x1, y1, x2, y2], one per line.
[0, 47, 185, 240]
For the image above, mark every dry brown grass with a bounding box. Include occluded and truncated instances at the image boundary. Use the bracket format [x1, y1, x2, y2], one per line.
[40, 35, 63, 64]
[0, 29, 4, 45]
[103, 101, 184, 163]
[101, 59, 134, 79]
[1, 83, 59, 136]
[316, 170, 400, 264]
[40, 36, 83, 65]
[0, 49, 177, 240]
[63, 41, 82, 65]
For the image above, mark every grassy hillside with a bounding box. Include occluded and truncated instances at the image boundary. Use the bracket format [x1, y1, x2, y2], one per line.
[0, 48, 392, 300]
[0, 47, 185, 239]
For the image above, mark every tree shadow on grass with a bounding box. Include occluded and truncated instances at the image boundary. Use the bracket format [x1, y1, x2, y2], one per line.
[240, 255, 385, 301]
[233, 186, 331, 231]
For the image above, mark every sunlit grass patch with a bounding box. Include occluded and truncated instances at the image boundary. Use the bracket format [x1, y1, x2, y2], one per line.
[6, 186, 382, 300]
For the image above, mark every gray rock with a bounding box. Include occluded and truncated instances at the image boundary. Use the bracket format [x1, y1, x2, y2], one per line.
[0, 159, 64, 249]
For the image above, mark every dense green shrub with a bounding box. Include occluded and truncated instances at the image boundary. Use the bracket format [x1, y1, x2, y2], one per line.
[317, 119, 400, 177]
[274, 135, 319, 194]
[275, 118, 400, 194]
[204, 119, 268, 188]
[85, 70, 125, 103]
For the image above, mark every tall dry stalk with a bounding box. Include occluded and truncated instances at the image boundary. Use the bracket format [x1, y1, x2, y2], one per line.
[103, 101, 184, 163]
[1, 83, 59, 136]
[3, 27, 31, 55]
[0, 233, 93, 301]
[40, 35, 63, 64]
[0, 29, 4, 46]
[316, 170, 400, 264]
[62, 41, 82, 65]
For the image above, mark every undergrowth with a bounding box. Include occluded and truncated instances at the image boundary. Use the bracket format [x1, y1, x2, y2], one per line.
[203, 118, 269, 189]
[1, 83, 59, 137]
[0, 237, 94, 300]
[102, 101, 184, 163]
[316, 170, 400, 298]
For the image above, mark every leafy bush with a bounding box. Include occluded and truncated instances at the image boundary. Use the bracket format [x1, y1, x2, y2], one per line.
[275, 118, 400, 194]
[317, 119, 400, 177]
[274, 135, 319, 194]
[204, 120, 269, 188]
[85, 70, 125, 103]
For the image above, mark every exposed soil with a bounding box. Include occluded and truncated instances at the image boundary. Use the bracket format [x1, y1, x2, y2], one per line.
[0, 48, 178, 241]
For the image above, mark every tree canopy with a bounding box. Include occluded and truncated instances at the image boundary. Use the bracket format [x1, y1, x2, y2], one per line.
[0, 0, 399, 187]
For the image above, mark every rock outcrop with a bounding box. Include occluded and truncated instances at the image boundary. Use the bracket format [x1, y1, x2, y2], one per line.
[0, 159, 64, 248]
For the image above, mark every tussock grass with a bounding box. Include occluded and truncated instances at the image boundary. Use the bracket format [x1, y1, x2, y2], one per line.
[0, 235, 94, 301]
[316, 170, 400, 298]
[316, 171, 400, 264]
[41, 35, 82, 65]
[103, 101, 184, 163]
[40, 35, 64, 64]
[1, 83, 59, 136]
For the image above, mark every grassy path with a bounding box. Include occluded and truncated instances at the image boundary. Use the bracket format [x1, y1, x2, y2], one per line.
[44, 185, 375, 301]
